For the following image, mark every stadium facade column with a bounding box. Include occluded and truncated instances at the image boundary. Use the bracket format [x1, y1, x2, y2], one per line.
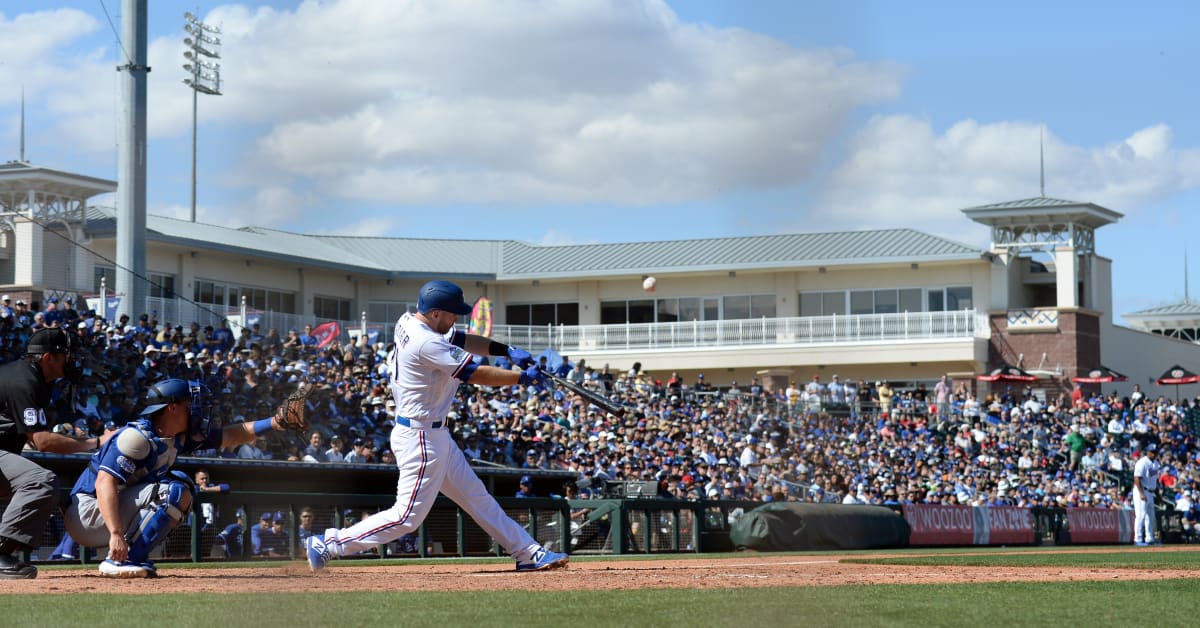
[13, 216, 44, 288]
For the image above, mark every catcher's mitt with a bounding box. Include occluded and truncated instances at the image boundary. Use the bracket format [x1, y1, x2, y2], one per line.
[274, 383, 312, 432]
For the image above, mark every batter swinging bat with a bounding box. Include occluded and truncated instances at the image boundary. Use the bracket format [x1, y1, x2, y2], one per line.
[541, 369, 627, 418]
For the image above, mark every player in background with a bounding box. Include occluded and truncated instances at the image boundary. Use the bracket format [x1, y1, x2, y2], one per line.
[64, 378, 298, 577]
[307, 280, 569, 572]
[0, 328, 107, 579]
[1132, 443, 1160, 547]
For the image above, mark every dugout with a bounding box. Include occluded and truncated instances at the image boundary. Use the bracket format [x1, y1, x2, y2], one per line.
[18, 453, 757, 564]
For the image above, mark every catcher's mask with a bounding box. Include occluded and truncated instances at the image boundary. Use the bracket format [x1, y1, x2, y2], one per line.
[141, 378, 217, 440]
[27, 328, 91, 384]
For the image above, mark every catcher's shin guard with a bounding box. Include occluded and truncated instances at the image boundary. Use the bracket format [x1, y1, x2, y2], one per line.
[127, 474, 194, 563]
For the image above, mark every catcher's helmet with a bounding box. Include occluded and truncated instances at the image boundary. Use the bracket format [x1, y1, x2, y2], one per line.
[141, 378, 216, 438]
[417, 280, 472, 315]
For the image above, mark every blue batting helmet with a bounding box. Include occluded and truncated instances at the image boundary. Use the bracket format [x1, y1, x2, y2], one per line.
[417, 280, 472, 315]
[141, 378, 216, 439]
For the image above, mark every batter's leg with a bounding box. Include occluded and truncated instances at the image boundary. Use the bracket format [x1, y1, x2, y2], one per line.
[439, 443, 541, 559]
[321, 428, 446, 559]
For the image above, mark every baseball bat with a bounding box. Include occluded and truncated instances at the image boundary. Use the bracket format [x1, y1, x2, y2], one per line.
[541, 369, 627, 418]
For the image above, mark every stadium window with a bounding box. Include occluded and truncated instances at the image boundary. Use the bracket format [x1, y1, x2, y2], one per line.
[927, 289, 945, 312]
[750, 294, 776, 318]
[676, 298, 699, 321]
[369, 301, 417, 323]
[899, 288, 922, 313]
[627, 299, 655, 323]
[849, 290, 873, 315]
[722, 295, 750, 319]
[505, 302, 580, 325]
[657, 298, 680, 323]
[946, 286, 973, 310]
[873, 289, 898, 314]
[600, 301, 626, 324]
[313, 296, 351, 321]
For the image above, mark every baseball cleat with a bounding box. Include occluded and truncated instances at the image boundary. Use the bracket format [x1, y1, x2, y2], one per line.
[1134, 542, 1150, 547]
[515, 548, 569, 572]
[137, 560, 159, 578]
[99, 559, 149, 578]
[307, 534, 330, 573]
[0, 554, 37, 580]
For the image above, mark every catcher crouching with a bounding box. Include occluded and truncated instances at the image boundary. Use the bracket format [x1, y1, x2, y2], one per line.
[63, 378, 310, 577]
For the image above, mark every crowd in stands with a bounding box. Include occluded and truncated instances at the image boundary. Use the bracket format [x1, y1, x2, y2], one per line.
[2, 294, 1199, 535]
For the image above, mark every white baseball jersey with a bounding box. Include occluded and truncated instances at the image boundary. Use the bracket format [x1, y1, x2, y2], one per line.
[388, 312, 472, 422]
[319, 311, 545, 565]
[1133, 454, 1159, 492]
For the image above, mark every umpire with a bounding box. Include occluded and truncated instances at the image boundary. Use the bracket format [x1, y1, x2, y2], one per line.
[0, 328, 102, 579]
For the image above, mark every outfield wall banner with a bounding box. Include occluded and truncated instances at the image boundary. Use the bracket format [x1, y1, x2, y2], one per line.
[976, 506, 1036, 545]
[904, 504, 975, 545]
[1066, 508, 1134, 544]
[904, 504, 1036, 545]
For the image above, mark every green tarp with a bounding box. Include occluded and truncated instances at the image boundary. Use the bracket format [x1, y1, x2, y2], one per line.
[730, 502, 910, 551]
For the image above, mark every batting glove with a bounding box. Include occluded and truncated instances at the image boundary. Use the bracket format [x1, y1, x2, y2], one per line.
[507, 346, 536, 369]
[518, 364, 548, 388]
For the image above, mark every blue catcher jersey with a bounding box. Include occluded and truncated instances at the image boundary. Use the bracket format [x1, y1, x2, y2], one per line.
[71, 418, 223, 495]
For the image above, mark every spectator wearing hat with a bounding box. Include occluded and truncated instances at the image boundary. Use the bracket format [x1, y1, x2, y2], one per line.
[250, 511, 278, 557]
[343, 438, 370, 464]
[324, 435, 346, 462]
[217, 509, 246, 559]
[41, 298, 63, 329]
[270, 511, 291, 554]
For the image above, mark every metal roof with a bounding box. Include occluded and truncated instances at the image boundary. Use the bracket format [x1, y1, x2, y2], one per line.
[1124, 300, 1200, 318]
[962, 197, 1123, 229]
[0, 161, 116, 201]
[498, 229, 983, 279]
[965, 197, 1082, 210]
[83, 209, 984, 279]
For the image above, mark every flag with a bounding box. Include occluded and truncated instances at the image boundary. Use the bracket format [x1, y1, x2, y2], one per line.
[312, 321, 341, 349]
[469, 296, 493, 337]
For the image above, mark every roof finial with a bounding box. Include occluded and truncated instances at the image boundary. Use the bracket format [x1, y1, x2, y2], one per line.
[1039, 125, 1045, 198]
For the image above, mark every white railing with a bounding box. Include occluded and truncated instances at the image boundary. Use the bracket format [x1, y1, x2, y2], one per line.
[494, 309, 982, 352]
[137, 299, 981, 352]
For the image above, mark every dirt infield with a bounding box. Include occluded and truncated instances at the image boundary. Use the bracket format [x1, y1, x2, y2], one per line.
[7, 548, 1200, 594]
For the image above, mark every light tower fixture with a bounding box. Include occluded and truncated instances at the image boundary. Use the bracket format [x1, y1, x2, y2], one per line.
[182, 11, 223, 222]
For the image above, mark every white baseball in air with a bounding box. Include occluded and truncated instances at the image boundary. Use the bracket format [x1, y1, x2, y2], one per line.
[642, 276, 657, 292]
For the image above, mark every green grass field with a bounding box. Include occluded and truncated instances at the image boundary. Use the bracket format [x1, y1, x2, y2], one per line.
[6, 547, 1199, 628]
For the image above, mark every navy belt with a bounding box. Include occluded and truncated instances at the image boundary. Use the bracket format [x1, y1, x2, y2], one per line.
[395, 416, 443, 429]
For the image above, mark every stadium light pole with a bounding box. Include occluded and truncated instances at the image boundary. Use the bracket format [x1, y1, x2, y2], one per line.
[183, 11, 223, 223]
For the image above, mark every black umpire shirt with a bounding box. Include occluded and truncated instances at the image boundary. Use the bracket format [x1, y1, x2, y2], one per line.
[0, 360, 53, 454]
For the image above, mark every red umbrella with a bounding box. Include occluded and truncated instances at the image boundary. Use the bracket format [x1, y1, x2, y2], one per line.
[1072, 366, 1129, 384]
[977, 365, 1037, 382]
[1155, 365, 1200, 400]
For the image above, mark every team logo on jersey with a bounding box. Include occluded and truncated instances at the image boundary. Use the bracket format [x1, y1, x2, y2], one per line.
[22, 408, 39, 427]
[449, 347, 466, 362]
[116, 456, 136, 474]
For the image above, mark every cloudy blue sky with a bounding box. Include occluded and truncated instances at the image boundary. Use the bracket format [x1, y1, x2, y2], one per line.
[2, 1, 1199, 322]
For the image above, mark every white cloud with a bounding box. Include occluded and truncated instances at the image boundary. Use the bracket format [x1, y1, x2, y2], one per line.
[815, 116, 1200, 244]
[175, 0, 900, 220]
